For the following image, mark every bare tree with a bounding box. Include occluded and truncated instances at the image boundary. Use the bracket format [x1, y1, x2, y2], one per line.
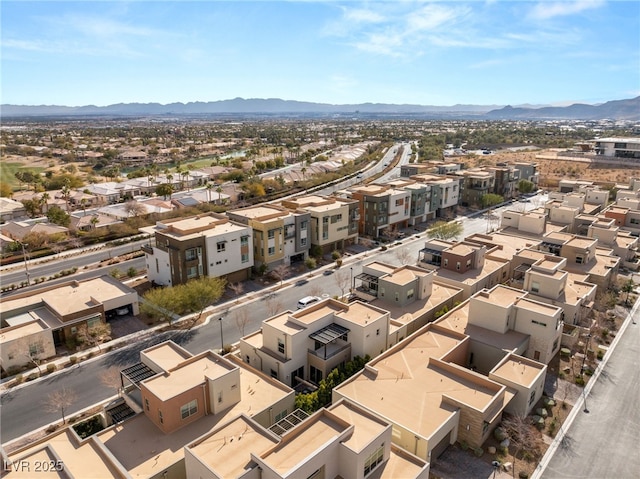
[501, 414, 542, 477]
[76, 322, 112, 352]
[9, 339, 47, 374]
[44, 387, 77, 424]
[394, 247, 413, 265]
[234, 308, 249, 337]
[123, 200, 146, 218]
[265, 295, 283, 317]
[228, 282, 245, 303]
[334, 270, 351, 300]
[359, 238, 375, 256]
[100, 367, 123, 397]
[309, 284, 323, 298]
[271, 263, 290, 288]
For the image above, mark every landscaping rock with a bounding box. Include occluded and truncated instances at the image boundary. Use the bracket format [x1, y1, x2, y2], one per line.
[500, 438, 510, 449]
[494, 426, 507, 441]
[488, 446, 497, 454]
[502, 462, 512, 472]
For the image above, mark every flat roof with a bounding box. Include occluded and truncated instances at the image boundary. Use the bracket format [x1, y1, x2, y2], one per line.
[382, 266, 431, 287]
[475, 285, 524, 308]
[7, 429, 124, 479]
[142, 341, 192, 371]
[336, 325, 501, 440]
[98, 358, 292, 478]
[291, 301, 347, 326]
[143, 352, 236, 401]
[260, 412, 348, 475]
[335, 301, 387, 327]
[373, 445, 428, 479]
[329, 401, 388, 453]
[265, 312, 306, 336]
[229, 205, 290, 221]
[435, 257, 507, 286]
[1, 276, 135, 318]
[491, 355, 545, 388]
[188, 415, 278, 479]
[0, 319, 48, 343]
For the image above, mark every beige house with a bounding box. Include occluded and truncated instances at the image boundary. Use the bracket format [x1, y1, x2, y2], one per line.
[239, 298, 390, 388]
[0, 276, 138, 372]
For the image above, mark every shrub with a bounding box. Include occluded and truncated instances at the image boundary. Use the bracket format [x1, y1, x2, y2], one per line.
[460, 440, 469, 450]
[69, 356, 78, 365]
[331, 250, 342, 260]
[46, 364, 57, 374]
[597, 350, 604, 360]
[474, 447, 484, 457]
[45, 424, 59, 434]
[305, 257, 317, 270]
[575, 376, 585, 386]
[14, 374, 24, 385]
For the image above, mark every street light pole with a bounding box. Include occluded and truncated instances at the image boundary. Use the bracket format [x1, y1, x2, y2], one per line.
[350, 267, 353, 294]
[20, 242, 30, 286]
[218, 317, 224, 354]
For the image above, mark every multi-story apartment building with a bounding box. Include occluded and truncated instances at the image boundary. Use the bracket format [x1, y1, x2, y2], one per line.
[382, 178, 434, 224]
[410, 174, 461, 219]
[587, 216, 638, 267]
[453, 169, 496, 207]
[593, 137, 640, 159]
[227, 205, 310, 269]
[604, 204, 640, 236]
[513, 162, 539, 187]
[141, 213, 253, 286]
[489, 164, 520, 199]
[280, 195, 359, 254]
[239, 298, 390, 388]
[340, 184, 410, 238]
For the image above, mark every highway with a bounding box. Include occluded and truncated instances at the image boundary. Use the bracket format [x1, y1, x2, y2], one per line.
[0, 196, 543, 443]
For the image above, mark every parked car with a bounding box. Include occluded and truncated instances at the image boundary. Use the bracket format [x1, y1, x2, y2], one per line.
[297, 296, 321, 309]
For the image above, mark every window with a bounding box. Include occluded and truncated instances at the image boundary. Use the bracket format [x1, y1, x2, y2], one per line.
[300, 221, 307, 230]
[158, 410, 163, 424]
[145, 398, 149, 411]
[187, 266, 198, 279]
[185, 248, 198, 261]
[268, 246, 275, 256]
[467, 259, 472, 267]
[241, 235, 249, 245]
[531, 319, 547, 327]
[180, 399, 198, 419]
[278, 338, 285, 354]
[576, 256, 584, 264]
[531, 281, 540, 293]
[529, 390, 536, 405]
[456, 262, 460, 270]
[331, 214, 342, 223]
[395, 292, 399, 302]
[28, 342, 44, 356]
[274, 409, 288, 422]
[364, 445, 384, 476]
[553, 338, 559, 351]
[395, 198, 404, 206]
[241, 253, 249, 263]
[268, 229, 275, 239]
[270, 369, 278, 379]
[217, 241, 226, 252]
[300, 237, 307, 246]
[407, 288, 414, 300]
[218, 392, 223, 404]
[444, 259, 448, 267]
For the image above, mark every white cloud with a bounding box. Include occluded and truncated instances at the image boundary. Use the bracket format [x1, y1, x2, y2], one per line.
[529, 0, 605, 20]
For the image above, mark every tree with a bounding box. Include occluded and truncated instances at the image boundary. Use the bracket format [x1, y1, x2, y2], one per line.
[89, 215, 100, 230]
[60, 182, 72, 212]
[141, 286, 182, 326]
[228, 282, 245, 303]
[0, 182, 13, 197]
[46, 205, 70, 227]
[76, 322, 112, 352]
[481, 193, 504, 209]
[8, 338, 47, 374]
[501, 414, 542, 477]
[622, 278, 635, 306]
[183, 276, 227, 320]
[44, 387, 77, 425]
[123, 200, 146, 217]
[265, 295, 283, 317]
[427, 221, 463, 241]
[271, 263, 290, 288]
[334, 269, 351, 300]
[234, 308, 249, 337]
[518, 179, 535, 195]
[155, 183, 173, 200]
[395, 247, 413, 265]
[100, 367, 123, 397]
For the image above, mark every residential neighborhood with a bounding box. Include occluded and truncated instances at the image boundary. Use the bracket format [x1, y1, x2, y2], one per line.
[2, 126, 640, 479]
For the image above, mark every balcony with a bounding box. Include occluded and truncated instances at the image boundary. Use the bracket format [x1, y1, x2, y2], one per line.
[141, 244, 154, 255]
[308, 342, 351, 361]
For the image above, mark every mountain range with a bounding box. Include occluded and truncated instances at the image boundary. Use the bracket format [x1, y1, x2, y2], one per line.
[1, 96, 638, 120]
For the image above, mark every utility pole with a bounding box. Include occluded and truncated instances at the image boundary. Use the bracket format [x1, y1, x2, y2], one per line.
[20, 241, 30, 286]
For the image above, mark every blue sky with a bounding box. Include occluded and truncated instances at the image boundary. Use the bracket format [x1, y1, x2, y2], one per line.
[2, 1, 639, 107]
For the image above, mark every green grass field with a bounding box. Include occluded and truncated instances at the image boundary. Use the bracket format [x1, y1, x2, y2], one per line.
[0, 162, 46, 190]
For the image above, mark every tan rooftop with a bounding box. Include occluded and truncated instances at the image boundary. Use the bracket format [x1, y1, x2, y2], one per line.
[99, 358, 292, 478]
[329, 401, 389, 453]
[230, 205, 289, 221]
[188, 415, 278, 479]
[6, 430, 124, 479]
[0, 319, 48, 343]
[435, 257, 507, 285]
[265, 312, 306, 335]
[0, 276, 135, 318]
[335, 301, 388, 327]
[491, 355, 546, 388]
[142, 342, 192, 372]
[142, 352, 236, 401]
[373, 445, 428, 479]
[446, 243, 477, 256]
[291, 301, 347, 326]
[336, 325, 502, 439]
[475, 285, 524, 308]
[383, 267, 429, 287]
[260, 411, 349, 475]
[366, 262, 397, 276]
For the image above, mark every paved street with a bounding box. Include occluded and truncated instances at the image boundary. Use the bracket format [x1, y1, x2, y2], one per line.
[0, 195, 543, 444]
[539, 312, 640, 479]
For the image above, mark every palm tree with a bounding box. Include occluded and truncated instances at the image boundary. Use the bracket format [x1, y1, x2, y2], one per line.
[206, 182, 213, 203]
[216, 185, 223, 205]
[89, 215, 99, 230]
[60, 183, 72, 212]
[39, 192, 50, 214]
[622, 278, 635, 305]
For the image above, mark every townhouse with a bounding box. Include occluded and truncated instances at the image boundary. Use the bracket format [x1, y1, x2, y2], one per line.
[280, 195, 359, 254]
[409, 174, 460, 219]
[227, 204, 310, 269]
[239, 298, 390, 388]
[141, 213, 253, 286]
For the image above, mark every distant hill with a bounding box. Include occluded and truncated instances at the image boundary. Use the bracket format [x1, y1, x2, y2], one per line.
[1, 96, 637, 120]
[485, 96, 640, 120]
